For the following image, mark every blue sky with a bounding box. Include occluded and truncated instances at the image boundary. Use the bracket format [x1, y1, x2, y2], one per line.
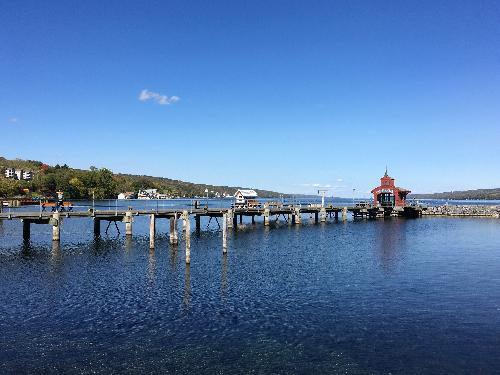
[1, 0, 499, 196]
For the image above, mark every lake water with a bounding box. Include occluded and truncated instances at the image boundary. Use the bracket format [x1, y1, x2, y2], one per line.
[1, 203, 500, 374]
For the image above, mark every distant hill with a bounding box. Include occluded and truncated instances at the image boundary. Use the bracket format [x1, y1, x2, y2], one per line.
[410, 188, 500, 200]
[0, 156, 284, 199]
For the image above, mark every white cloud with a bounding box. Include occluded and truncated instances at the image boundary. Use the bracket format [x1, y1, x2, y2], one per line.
[9, 117, 18, 123]
[336, 178, 343, 182]
[138, 89, 180, 105]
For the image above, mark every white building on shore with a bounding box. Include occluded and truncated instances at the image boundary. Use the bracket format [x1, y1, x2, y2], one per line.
[4, 168, 33, 180]
[234, 189, 259, 207]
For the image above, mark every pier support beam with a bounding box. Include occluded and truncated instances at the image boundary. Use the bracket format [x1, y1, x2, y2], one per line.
[335, 211, 339, 220]
[149, 214, 156, 249]
[239, 215, 243, 224]
[342, 207, 348, 221]
[195, 215, 201, 233]
[183, 210, 191, 264]
[320, 207, 327, 223]
[314, 212, 319, 223]
[295, 208, 302, 224]
[93, 219, 100, 237]
[22, 220, 30, 241]
[222, 213, 227, 253]
[264, 208, 270, 226]
[169, 216, 178, 245]
[52, 212, 60, 241]
[125, 210, 133, 236]
[251, 215, 255, 224]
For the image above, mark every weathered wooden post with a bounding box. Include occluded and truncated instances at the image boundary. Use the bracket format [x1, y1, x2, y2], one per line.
[335, 211, 339, 220]
[314, 212, 319, 223]
[22, 220, 30, 241]
[264, 207, 270, 226]
[125, 210, 133, 236]
[169, 216, 178, 245]
[222, 213, 227, 253]
[93, 219, 100, 237]
[183, 210, 191, 264]
[149, 214, 156, 249]
[342, 207, 348, 221]
[320, 207, 327, 222]
[227, 209, 233, 229]
[182, 215, 187, 232]
[251, 215, 255, 224]
[52, 211, 60, 241]
[291, 213, 296, 225]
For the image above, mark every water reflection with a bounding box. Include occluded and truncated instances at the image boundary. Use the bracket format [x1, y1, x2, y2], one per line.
[169, 243, 178, 272]
[21, 239, 32, 255]
[148, 248, 156, 284]
[183, 264, 191, 309]
[221, 253, 228, 299]
[376, 219, 407, 272]
[124, 235, 133, 254]
[51, 241, 62, 270]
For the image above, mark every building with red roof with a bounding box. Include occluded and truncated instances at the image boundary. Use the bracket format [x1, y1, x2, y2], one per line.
[371, 168, 411, 208]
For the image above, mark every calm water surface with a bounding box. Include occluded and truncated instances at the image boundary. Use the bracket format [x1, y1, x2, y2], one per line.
[1, 211, 500, 374]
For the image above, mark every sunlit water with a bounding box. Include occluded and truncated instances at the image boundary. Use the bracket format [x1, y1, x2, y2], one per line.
[1, 203, 500, 374]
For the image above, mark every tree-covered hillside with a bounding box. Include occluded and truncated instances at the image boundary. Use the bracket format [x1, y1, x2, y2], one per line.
[0, 157, 283, 199]
[410, 188, 500, 200]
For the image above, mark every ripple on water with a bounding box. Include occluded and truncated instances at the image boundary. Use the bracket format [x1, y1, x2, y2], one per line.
[1, 217, 500, 373]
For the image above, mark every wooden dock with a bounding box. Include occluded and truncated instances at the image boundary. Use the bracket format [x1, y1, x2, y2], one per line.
[0, 204, 423, 263]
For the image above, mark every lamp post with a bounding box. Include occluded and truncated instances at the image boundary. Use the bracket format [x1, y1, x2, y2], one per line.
[318, 189, 327, 208]
[205, 188, 209, 208]
[352, 188, 356, 206]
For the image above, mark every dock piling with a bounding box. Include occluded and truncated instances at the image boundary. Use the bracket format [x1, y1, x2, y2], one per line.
[169, 216, 179, 245]
[342, 207, 348, 221]
[227, 209, 233, 229]
[183, 210, 191, 264]
[320, 207, 327, 223]
[93, 219, 100, 237]
[222, 213, 227, 253]
[22, 220, 30, 241]
[195, 215, 201, 233]
[52, 212, 60, 241]
[149, 214, 156, 249]
[125, 210, 133, 236]
[264, 208, 270, 226]
[295, 208, 302, 224]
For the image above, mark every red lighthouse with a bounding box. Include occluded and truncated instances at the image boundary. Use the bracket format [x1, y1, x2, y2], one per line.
[371, 168, 411, 208]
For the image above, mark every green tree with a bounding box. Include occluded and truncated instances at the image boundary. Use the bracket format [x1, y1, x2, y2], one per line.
[0, 178, 22, 197]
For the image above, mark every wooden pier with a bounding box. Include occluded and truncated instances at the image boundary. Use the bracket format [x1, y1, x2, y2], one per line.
[0, 204, 423, 263]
